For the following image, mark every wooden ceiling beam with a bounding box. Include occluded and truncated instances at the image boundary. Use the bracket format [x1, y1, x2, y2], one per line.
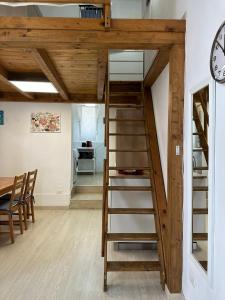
[8, 72, 47, 82]
[0, 18, 185, 33]
[0, 92, 141, 104]
[0, 92, 98, 103]
[1, 0, 110, 4]
[29, 48, 69, 100]
[0, 42, 171, 50]
[144, 48, 170, 87]
[97, 49, 108, 101]
[110, 81, 142, 93]
[104, 3, 111, 29]
[0, 18, 185, 50]
[0, 65, 33, 100]
[0, 31, 185, 50]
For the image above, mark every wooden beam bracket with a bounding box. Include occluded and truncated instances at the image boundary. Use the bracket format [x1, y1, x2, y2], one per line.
[104, 3, 111, 30]
[97, 49, 108, 101]
[144, 48, 170, 87]
[0, 65, 33, 100]
[29, 48, 70, 100]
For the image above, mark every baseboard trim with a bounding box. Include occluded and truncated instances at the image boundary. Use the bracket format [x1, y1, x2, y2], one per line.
[35, 206, 69, 210]
[35, 193, 70, 207]
[70, 200, 102, 209]
[165, 285, 185, 299]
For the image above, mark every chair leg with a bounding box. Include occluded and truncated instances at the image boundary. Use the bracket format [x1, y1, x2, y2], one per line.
[30, 201, 35, 223]
[23, 204, 28, 230]
[27, 202, 30, 219]
[18, 206, 23, 234]
[8, 214, 14, 244]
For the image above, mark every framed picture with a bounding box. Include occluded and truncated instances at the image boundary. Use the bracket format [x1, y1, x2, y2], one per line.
[31, 112, 61, 133]
[0, 111, 4, 125]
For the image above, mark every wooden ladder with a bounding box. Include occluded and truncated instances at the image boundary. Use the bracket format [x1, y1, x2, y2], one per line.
[101, 83, 167, 291]
[192, 86, 209, 270]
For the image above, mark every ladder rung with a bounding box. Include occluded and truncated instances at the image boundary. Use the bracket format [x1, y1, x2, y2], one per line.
[193, 208, 208, 214]
[193, 133, 202, 136]
[109, 104, 143, 109]
[107, 261, 161, 272]
[109, 91, 142, 96]
[193, 186, 208, 191]
[109, 133, 147, 137]
[109, 175, 150, 179]
[108, 186, 152, 191]
[199, 261, 207, 270]
[193, 167, 208, 171]
[108, 208, 155, 214]
[193, 233, 208, 241]
[109, 167, 150, 171]
[109, 149, 148, 153]
[193, 148, 208, 152]
[193, 176, 208, 179]
[109, 118, 145, 122]
[107, 233, 158, 241]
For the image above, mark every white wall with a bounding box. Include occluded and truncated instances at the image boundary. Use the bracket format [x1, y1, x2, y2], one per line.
[151, 65, 169, 192]
[0, 102, 72, 207]
[38, 0, 142, 19]
[149, 0, 225, 299]
[111, 0, 143, 19]
[0, 5, 27, 16]
[149, 0, 175, 19]
[110, 50, 144, 81]
[110, 1, 143, 81]
[38, 5, 80, 17]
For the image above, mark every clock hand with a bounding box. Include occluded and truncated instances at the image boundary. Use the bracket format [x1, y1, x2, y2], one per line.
[224, 34, 225, 54]
[216, 40, 225, 53]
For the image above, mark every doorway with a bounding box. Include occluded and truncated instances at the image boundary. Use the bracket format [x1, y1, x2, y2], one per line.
[70, 103, 105, 209]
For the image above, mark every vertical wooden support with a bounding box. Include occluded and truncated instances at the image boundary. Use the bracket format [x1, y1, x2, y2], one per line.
[104, 3, 111, 30]
[167, 44, 185, 293]
[144, 88, 168, 283]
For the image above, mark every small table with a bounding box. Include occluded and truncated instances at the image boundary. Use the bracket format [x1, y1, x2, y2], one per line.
[0, 177, 14, 196]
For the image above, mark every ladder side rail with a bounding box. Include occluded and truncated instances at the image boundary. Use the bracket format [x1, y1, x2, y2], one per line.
[143, 87, 168, 286]
[103, 71, 110, 291]
[193, 103, 208, 164]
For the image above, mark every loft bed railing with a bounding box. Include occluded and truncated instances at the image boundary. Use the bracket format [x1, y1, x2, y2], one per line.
[0, 0, 111, 28]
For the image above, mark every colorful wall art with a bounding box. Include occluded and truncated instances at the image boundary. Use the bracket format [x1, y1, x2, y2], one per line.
[31, 112, 61, 133]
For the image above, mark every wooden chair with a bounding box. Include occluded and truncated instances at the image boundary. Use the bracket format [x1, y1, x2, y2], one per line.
[23, 169, 38, 229]
[0, 174, 26, 243]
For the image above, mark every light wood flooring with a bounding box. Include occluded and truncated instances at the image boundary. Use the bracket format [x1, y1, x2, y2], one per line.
[0, 209, 180, 300]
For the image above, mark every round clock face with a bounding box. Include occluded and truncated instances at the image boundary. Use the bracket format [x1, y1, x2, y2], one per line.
[210, 21, 225, 83]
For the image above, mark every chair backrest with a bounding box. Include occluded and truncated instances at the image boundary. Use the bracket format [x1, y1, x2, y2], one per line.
[23, 169, 38, 200]
[10, 174, 27, 209]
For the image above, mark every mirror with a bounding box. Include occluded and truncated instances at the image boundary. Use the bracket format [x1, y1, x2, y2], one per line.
[192, 85, 209, 271]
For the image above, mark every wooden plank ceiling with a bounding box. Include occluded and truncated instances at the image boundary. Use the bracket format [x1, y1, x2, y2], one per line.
[0, 17, 185, 103]
[0, 48, 103, 102]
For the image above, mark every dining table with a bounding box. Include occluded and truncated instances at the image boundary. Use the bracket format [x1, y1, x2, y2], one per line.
[0, 177, 14, 197]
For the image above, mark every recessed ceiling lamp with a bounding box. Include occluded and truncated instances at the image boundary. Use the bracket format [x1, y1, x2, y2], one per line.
[9, 81, 58, 93]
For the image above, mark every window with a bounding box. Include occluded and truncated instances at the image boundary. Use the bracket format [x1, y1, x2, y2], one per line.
[80, 105, 97, 141]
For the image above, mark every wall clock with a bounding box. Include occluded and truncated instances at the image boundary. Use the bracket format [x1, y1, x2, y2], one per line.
[210, 21, 225, 83]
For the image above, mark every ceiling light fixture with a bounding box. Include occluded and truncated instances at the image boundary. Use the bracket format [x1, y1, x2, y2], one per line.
[9, 81, 58, 93]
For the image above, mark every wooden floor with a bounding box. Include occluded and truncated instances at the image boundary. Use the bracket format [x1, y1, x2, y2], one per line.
[0, 209, 176, 300]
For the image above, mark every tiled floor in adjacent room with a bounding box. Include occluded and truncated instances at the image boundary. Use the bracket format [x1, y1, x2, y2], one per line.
[0, 209, 184, 300]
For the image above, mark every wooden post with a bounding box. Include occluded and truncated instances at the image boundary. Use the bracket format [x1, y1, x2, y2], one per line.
[167, 44, 185, 293]
[104, 3, 111, 30]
